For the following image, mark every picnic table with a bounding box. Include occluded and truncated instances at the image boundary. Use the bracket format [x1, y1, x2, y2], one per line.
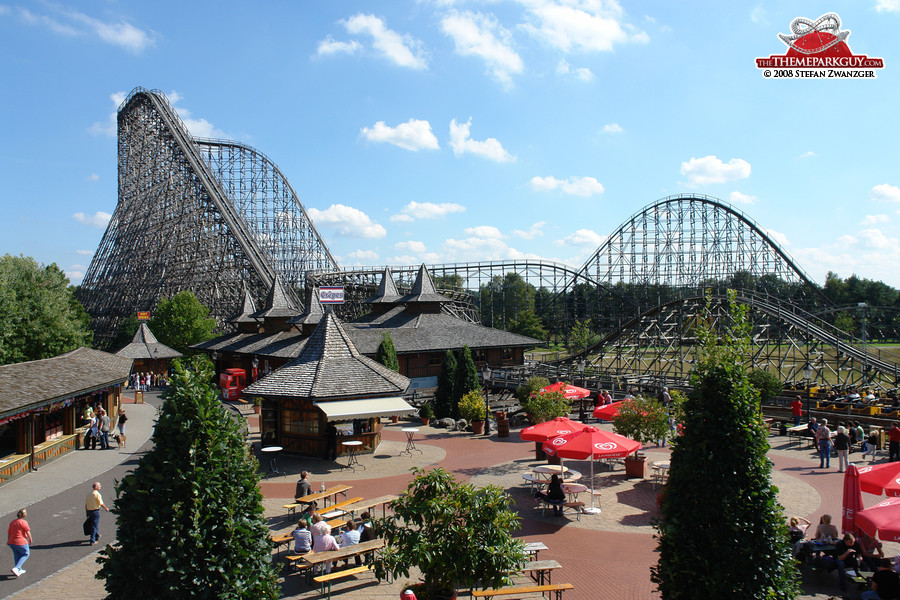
[300, 538, 386, 585]
[284, 485, 352, 517]
[337, 494, 399, 520]
[518, 559, 562, 585]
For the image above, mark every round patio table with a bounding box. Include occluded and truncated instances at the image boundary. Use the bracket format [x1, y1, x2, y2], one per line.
[341, 440, 364, 471]
[401, 428, 422, 455]
[260, 445, 283, 477]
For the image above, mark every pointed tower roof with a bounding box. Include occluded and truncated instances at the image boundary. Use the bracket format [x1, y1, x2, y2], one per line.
[289, 287, 325, 326]
[115, 322, 183, 359]
[243, 312, 409, 399]
[252, 275, 301, 319]
[364, 267, 402, 304]
[399, 264, 452, 303]
[227, 287, 261, 324]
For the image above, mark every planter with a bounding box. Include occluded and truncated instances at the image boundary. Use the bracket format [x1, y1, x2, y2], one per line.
[421, 417, 431, 426]
[471, 420, 485, 435]
[253, 405, 261, 415]
[624, 454, 647, 479]
[496, 416, 509, 438]
[391, 415, 400, 423]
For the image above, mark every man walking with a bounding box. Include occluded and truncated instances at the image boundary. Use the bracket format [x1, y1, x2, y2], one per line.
[85, 482, 109, 545]
[889, 423, 900, 462]
[816, 418, 832, 469]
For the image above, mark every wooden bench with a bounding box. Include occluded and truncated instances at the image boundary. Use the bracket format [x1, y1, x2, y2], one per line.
[338, 494, 399, 519]
[522, 541, 548, 561]
[271, 532, 292, 556]
[518, 559, 562, 585]
[312, 564, 373, 599]
[319, 496, 364, 519]
[283, 485, 352, 517]
[285, 550, 314, 574]
[536, 497, 583, 520]
[299, 538, 386, 585]
[471, 582, 574, 599]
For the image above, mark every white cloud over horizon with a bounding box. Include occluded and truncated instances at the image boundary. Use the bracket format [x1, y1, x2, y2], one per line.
[341, 13, 427, 69]
[361, 119, 440, 151]
[530, 175, 604, 197]
[729, 191, 758, 205]
[556, 59, 593, 81]
[395, 240, 427, 253]
[316, 35, 362, 56]
[603, 123, 623, 133]
[555, 228, 605, 247]
[72, 211, 111, 228]
[513, 221, 546, 240]
[870, 183, 900, 203]
[442, 11, 523, 87]
[390, 201, 465, 222]
[15, 4, 155, 53]
[520, 0, 649, 52]
[449, 118, 515, 162]
[681, 155, 751, 187]
[308, 204, 387, 238]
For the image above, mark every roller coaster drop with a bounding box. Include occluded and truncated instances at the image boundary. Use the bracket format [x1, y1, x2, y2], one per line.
[77, 88, 900, 391]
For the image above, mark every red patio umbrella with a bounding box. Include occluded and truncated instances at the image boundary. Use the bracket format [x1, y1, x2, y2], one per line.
[842, 464, 864, 535]
[856, 497, 900, 542]
[592, 401, 625, 421]
[538, 381, 591, 400]
[542, 426, 641, 515]
[519, 416, 585, 442]
[856, 462, 900, 496]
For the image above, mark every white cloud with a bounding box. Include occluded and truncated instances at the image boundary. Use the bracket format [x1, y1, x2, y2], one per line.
[307, 204, 387, 238]
[764, 228, 790, 248]
[390, 201, 465, 222]
[88, 91, 127, 137]
[316, 35, 362, 56]
[360, 119, 439, 151]
[859, 214, 890, 226]
[750, 5, 768, 24]
[529, 175, 604, 197]
[728, 191, 758, 205]
[513, 221, 546, 240]
[167, 93, 227, 138]
[17, 5, 155, 53]
[859, 228, 897, 250]
[86, 173, 99, 182]
[449, 118, 516, 162]
[798, 150, 816, 158]
[72, 211, 111, 228]
[395, 240, 427, 253]
[76, 249, 94, 256]
[556, 59, 594, 81]
[680, 155, 751, 187]
[443, 235, 518, 261]
[463, 225, 505, 239]
[876, 1, 900, 13]
[603, 123, 623, 133]
[520, 0, 648, 53]
[870, 183, 900, 203]
[343, 14, 427, 69]
[442, 11, 522, 87]
[65, 268, 85, 284]
[554, 228, 605, 247]
[346, 249, 379, 262]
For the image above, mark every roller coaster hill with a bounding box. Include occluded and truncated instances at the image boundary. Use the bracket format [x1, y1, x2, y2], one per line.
[76, 88, 900, 405]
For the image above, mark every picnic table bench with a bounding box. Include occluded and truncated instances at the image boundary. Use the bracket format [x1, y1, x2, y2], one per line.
[470, 582, 574, 599]
[271, 532, 293, 556]
[319, 496, 364, 519]
[337, 494, 399, 519]
[518, 559, 562, 585]
[283, 485, 352, 517]
[299, 538, 386, 584]
[313, 564, 374, 600]
[523, 541, 548, 561]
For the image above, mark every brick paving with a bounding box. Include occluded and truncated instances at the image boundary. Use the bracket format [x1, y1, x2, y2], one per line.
[7, 414, 897, 600]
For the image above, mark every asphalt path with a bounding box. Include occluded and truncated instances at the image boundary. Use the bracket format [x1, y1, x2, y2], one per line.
[0, 395, 162, 599]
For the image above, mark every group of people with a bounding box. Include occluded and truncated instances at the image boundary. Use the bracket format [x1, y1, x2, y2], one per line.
[804, 416, 882, 471]
[128, 371, 168, 392]
[789, 513, 898, 594]
[83, 406, 128, 450]
[290, 509, 375, 574]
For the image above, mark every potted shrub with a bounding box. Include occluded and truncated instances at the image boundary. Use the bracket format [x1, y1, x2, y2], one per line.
[612, 395, 670, 478]
[373, 467, 527, 600]
[251, 396, 262, 415]
[458, 390, 487, 434]
[521, 390, 570, 425]
[418, 402, 434, 426]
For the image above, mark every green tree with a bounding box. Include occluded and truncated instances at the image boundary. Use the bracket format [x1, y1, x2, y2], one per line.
[652, 292, 798, 599]
[521, 390, 569, 424]
[97, 355, 278, 599]
[612, 395, 669, 448]
[508, 309, 547, 342]
[110, 312, 140, 352]
[375, 332, 400, 372]
[514, 376, 550, 404]
[747, 369, 784, 404]
[148, 290, 217, 354]
[453, 346, 480, 412]
[434, 350, 457, 420]
[0, 255, 93, 365]
[567, 319, 593, 356]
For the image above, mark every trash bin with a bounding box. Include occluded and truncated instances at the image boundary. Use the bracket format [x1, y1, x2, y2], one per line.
[135, 391, 143, 404]
[496, 412, 509, 438]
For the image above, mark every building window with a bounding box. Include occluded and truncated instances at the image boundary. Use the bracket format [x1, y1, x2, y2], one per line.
[472, 349, 487, 363]
[281, 409, 320, 436]
[427, 352, 443, 367]
[501, 348, 513, 361]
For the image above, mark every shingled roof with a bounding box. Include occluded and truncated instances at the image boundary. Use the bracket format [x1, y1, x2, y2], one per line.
[244, 312, 409, 399]
[115, 323, 183, 360]
[0, 348, 133, 418]
[252, 275, 301, 319]
[399, 264, 453, 303]
[289, 287, 325, 326]
[227, 288, 261, 324]
[192, 330, 307, 359]
[363, 267, 402, 304]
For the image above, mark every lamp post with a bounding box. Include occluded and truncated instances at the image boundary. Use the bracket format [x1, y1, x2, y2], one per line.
[859, 302, 868, 387]
[802, 363, 814, 423]
[483, 366, 492, 435]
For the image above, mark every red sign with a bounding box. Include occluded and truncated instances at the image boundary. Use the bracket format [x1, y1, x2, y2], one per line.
[137, 311, 150, 320]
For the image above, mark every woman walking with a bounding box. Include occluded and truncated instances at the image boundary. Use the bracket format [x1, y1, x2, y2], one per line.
[7, 508, 32, 577]
[115, 408, 128, 449]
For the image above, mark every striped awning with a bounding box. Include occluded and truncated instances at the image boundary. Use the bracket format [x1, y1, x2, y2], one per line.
[315, 397, 416, 421]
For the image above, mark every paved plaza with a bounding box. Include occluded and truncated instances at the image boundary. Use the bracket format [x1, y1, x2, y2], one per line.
[2, 398, 894, 600]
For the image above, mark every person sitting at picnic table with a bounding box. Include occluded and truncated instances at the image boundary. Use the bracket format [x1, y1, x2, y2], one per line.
[859, 531, 886, 572]
[357, 512, 374, 543]
[806, 417, 818, 437]
[311, 514, 339, 574]
[295, 470, 312, 500]
[833, 532, 863, 591]
[339, 519, 362, 566]
[291, 518, 312, 556]
[534, 474, 566, 516]
[814, 514, 839, 543]
[788, 516, 811, 557]
[862, 557, 900, 600]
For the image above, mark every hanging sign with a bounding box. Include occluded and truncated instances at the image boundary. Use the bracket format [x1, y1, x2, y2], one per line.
[318, 287, 345, 304]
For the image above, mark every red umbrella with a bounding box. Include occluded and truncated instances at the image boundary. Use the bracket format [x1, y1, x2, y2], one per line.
[856, 462, 900, 496]
[856, 497, 900, 542]
[538, 381, 591, 400]
[592, 401, 625, 421]
[519, 416, 585, 442]
[542, 426, 642, 514]
[842, 464, 863, 535]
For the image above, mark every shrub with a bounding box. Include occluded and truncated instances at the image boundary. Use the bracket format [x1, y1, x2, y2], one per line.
[612, 395, 670, 448]
[747, 369, 784, 403]
[458, 390, 487, 422]
[515, 376, 550, 404]
[521, 390, 569, 424]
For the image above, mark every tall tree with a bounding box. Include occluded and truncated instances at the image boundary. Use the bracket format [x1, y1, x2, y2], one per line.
[453, 345, 480, 414]
[508, 309, 547, 342]
[652, 292, 798, 599]
[97, 355, 278, 599]
[375, 332, 400, 372]
[148, 290, 217, 354]
[434, 350, 457, 419]
[0, 254, 93, 365]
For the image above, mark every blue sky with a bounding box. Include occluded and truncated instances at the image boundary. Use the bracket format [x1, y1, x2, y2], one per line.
[2, 1, 900, 288]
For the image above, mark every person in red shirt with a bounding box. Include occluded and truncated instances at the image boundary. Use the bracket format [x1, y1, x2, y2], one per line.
[7, 508, 32, 577]
[791, 396, 803, 426]
[888, 423, 900, 462]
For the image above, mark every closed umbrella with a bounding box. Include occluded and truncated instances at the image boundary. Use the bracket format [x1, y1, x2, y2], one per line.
[856, 462, 900, 496]
[856, 497, 900, 542]
[542, 426, 641, 515]
[842, 464, 863, 535]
